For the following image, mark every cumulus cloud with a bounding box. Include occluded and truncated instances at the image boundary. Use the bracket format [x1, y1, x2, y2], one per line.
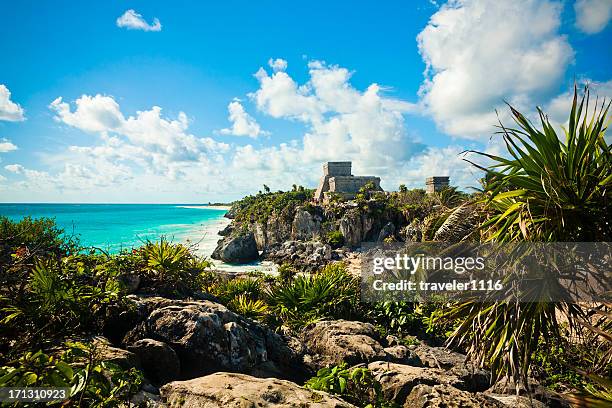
[0, 139, 17, 153]
[268, 58, 288, 72]
[46, 94, 229, 191]
[219, 100, 267, 138]
[417, 0, 574, 140]
[575, 0, 612, 34]
[545, 79, 612, 126]
[248, 60, 425, 176]
[116, 9, 162, 32]
[0, 84, 25, 121]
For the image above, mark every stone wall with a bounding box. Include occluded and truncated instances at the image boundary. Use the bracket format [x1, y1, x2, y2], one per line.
[329, 176, 381, 194]
[425, 176, 449, 194]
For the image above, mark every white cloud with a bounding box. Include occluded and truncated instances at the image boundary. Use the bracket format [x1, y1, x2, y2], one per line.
[545, 79, 612, 126]
[268, 58, 288, 72]
[50, 95, 124, 133]
[0, 139, 17, 153]
[116, 9, 162, 32]
[219, 100, 267, 138]
[46, 94, 230, 191]
[4, 164, 24, 173]
[248, 60, 425, 175]
[0, 84, 25, 121]
[575, 0, 612, 34]
[417, 0, 574, 140]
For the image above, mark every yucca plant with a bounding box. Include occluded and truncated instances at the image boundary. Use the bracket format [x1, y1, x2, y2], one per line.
[437, 86, 611, 396]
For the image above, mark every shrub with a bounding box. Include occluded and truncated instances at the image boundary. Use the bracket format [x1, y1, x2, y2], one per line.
[228, 295, 269, 320]
[266, 263, 360, 329]
[438, 86, 612, 397]
[305, 363, 397, 408]
[138, 237, 212, 294]
[325, 230, 345, 249]
[0, 342, 143, 407]
[212, 278, 264, 304]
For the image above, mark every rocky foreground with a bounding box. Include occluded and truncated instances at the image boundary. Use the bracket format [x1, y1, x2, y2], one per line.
[98, 294, 565, 407]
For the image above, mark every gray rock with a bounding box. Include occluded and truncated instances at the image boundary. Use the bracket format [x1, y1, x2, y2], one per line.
[211, 232, 258, 263]
[93, 337, 140, 370]
[122, 297, 308, 382]
[117, 272, 141, 294]
[303, 320, 387, 368]
[339, 210, 363, 247]
[404, 384, 505, 408]
[413, 345, 491, 391]
[383, 345, 422, 366]
[377, 222, 395, 242]
[160, 372, 357, 407]
[302, 320, 420, 369]
[127, 338, 180, 384]
[368, 361, 464, 406]
[291, 207, 322, 240]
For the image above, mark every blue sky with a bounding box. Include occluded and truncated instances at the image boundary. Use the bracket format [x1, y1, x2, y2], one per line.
[0, 0, 610, 203]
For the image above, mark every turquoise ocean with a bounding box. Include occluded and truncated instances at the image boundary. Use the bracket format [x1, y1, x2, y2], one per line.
[0, 203, 230, 257]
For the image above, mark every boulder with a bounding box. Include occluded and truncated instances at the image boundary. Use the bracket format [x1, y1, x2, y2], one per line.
[93, 337, 140, 370]
[160, 372, 357, 407]
[404, 384, 505, 408]
[368, 361, 464, 406]
[127, 338, 180, 384]
[122, 297, 308, 382]
[488, 394, 548, 408]
[117, 272, 141, 294]
[217, 224, 234, 236]
[211, 232, 259, 263]
[302, 320, 421, 369]
[413, 345, 491, 391]
[264, 241, 333, 272]
[303, 320, 386, 368]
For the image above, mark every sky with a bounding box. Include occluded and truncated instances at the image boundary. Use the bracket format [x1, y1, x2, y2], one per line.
[0, 0, 610, 203]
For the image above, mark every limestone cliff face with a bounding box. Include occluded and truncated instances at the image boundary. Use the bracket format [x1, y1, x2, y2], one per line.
[224, 202, 402, 255]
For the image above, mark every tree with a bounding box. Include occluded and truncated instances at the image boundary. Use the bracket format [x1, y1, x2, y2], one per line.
[438, 85, 611, 395]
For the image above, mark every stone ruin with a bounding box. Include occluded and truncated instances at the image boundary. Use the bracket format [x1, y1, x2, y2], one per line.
[314, 161, 382, 202]
[425, 176, 449, 194]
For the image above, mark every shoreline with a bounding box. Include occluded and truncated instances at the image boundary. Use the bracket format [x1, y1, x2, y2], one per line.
[176, 205, 232, 210]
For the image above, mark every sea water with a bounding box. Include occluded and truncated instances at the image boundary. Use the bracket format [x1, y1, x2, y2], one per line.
[0, 203, 270, 272]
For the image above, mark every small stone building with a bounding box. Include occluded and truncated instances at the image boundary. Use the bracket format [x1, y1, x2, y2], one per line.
[314, 162, 382, 202]
[425, 176, 449, 194]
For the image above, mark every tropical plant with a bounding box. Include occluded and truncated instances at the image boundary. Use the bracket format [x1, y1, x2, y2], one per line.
[228, 295, 269, 320]
[305, 363, 397, 408]
[212, 278, 264, 304]
[139, 237, 211, 293]
[469, 85, 611, 242]
[437, 86, 611, 396]
[0, 342, 143, 407]
[266, 263, 360, 329]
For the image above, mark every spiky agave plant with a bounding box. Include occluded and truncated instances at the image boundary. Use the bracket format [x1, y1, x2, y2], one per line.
[437, 86, 611, 394]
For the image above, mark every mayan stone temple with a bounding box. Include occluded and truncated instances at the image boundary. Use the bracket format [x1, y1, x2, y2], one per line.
[314, 161, 382, 202]
[425, 176, 450, 194]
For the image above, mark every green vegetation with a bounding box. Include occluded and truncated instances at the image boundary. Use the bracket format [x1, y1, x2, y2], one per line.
[231, 188, 314, 223]
[436, 86, 611, 403]
[325, 230, 345, 249]
[306, 363, 397, 408]
[0, 342, 143, 407]
[266, 263, 361, 329]
[0, 217, 212, 406]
